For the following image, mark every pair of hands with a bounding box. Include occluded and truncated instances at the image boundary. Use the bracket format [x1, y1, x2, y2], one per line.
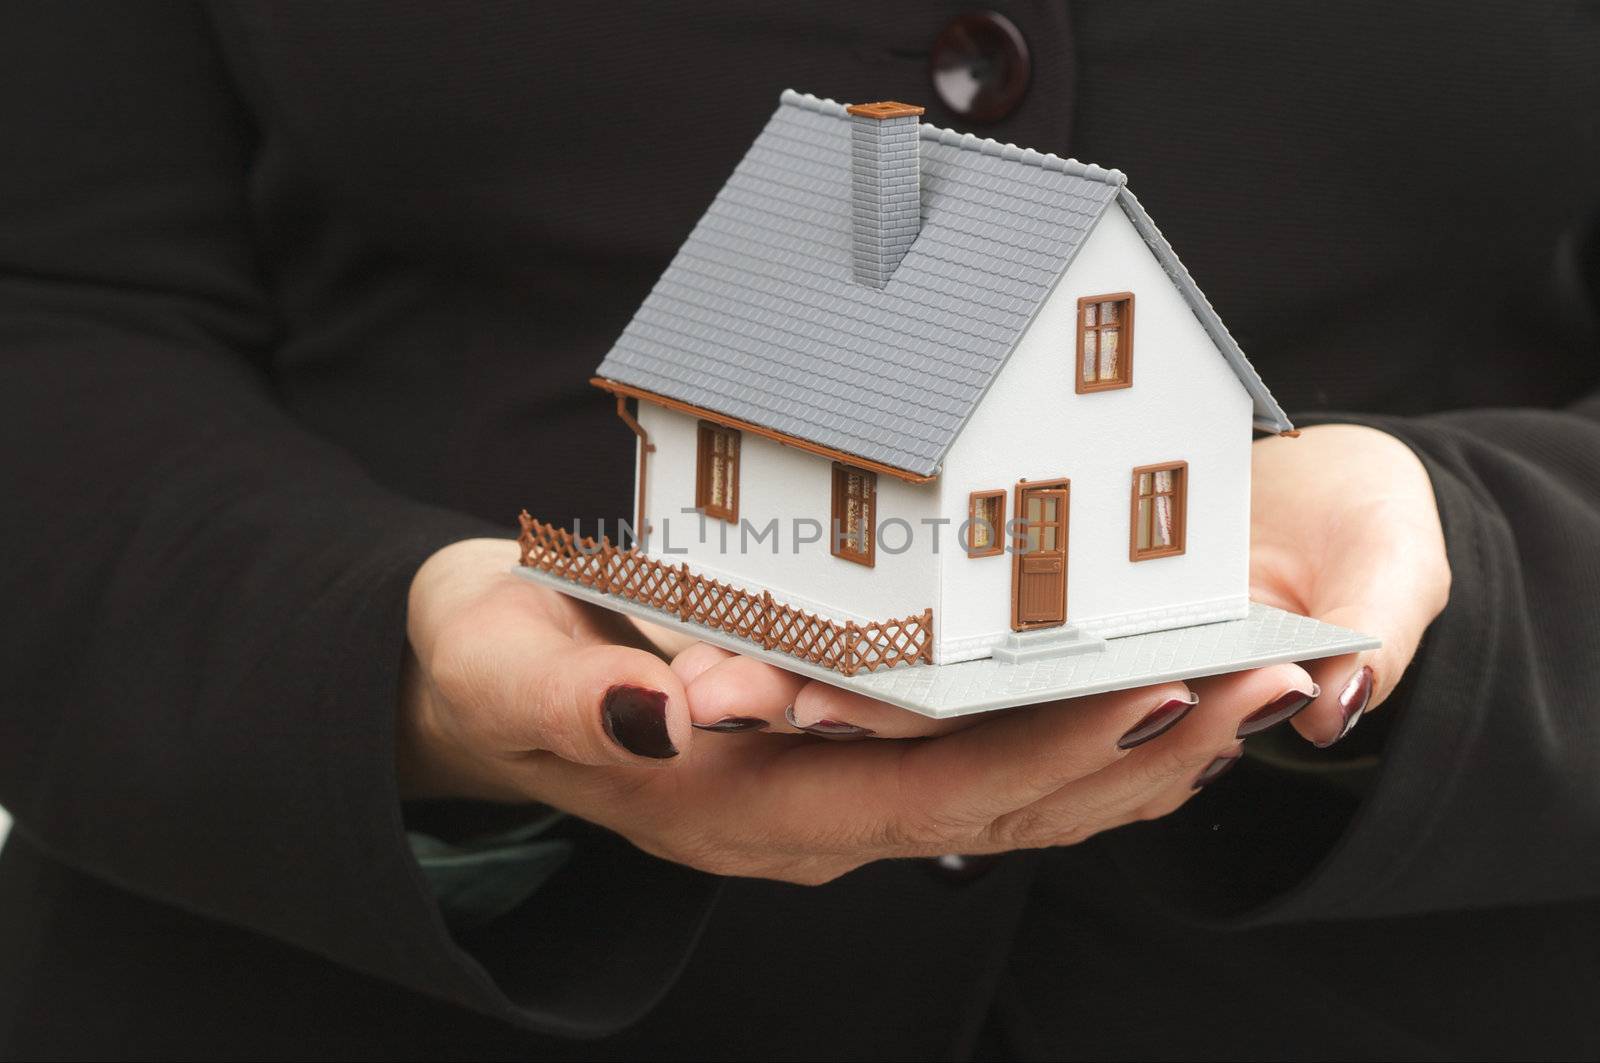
[397, 425, 1451, 885]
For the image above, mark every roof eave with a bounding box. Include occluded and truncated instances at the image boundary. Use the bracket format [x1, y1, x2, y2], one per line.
[592, 377, 940, 484]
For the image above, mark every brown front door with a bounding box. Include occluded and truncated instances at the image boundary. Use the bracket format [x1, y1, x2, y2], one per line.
[1012, 480, 1069, 630]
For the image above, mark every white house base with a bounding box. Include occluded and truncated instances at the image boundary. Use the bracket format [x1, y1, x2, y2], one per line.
[937, 595, 1251, 664]
[512, 565, 1379, 719]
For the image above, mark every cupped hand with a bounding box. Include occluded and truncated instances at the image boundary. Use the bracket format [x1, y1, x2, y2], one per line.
[399, 424, 1446, 883]
[398, 538, 696, 803]
[398, 538, 1319, 883]
[681, 423, 1449, 751]
[1248, 423, 1451, 746]
[659, 422, 1452, 871]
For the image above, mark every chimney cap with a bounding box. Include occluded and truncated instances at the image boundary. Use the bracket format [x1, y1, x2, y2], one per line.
[845, 101, 926, 120]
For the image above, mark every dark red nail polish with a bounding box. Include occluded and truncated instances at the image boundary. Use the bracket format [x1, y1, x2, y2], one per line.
[601, 685, 678, 758]
[1192, 753, 1242, 789]
[693, 715, 768, 733]
[1117, 694, 1199, 750]
[785, 704, 875, 738]
[1236, 686, 1319, 738]
[1317, 666, 1374, 747]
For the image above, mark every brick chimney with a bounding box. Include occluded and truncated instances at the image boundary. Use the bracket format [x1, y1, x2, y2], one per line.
[846, 101, 925, 289]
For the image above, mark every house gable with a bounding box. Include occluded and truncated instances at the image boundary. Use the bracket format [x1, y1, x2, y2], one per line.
[933, 199, 1254, 656]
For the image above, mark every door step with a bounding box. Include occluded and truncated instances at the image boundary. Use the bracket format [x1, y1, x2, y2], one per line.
[990, 624, 1108, 664]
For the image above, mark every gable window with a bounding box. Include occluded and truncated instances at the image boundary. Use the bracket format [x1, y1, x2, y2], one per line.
[1077, 293, 1134, 392]
[695, 421, 740, 522]
[966, 490, 1006, 558]
[831, 463, 876, 567]
[1130, 461, 1187, 560]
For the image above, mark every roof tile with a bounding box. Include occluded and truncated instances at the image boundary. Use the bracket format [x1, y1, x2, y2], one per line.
[595, 90, 1289, 475]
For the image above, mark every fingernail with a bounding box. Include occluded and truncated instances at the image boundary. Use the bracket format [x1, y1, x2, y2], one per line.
[1235, 686, 1320, 738]
[1192, 753, 1242, 789]
[1117, 692, 1200, 750]
[785, 704, 875, 739]
[1317, 666, 1374, 748]
[601, 684, 678, 758]
[693, 715, 768, 733]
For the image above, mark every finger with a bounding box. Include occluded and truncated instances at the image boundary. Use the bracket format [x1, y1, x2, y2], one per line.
[683, 652, 808, 734]
[671, 641, 733, 686]
[986, 666, 1307, 850]
[981, 699, 1242, 852]
[1188, 661, 1319, 740]
[629, 615, 701, 658]
[978, 665, 1311, 851]
[894, 680, 1198, 835]
[1287, 553, 1445, 746]
[1129, 741, 1245, 825]
[1296, 651, 1377, 748]
[974, 669, 1311, 851]
[789, 681, 971, 739]
[526, 680, 1193, 868]
[548, 587, 667, 656]
[440, 611, 694, 767]
[1266, 432, 1448, 747]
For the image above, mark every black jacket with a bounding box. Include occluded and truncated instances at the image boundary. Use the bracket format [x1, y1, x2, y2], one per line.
[2, 2, 1599, 1059]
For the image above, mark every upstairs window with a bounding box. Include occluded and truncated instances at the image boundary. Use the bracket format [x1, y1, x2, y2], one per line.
[695, 421, 740, 522]
[831, 463, 876, 567]
[1131, 461, 1187, 560]
[1077, 293, 1134, 392]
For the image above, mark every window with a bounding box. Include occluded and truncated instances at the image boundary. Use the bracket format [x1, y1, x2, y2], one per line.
[695, 421, 740, 522]
[831, 463, 876, 566]
[1130, 461, 1187, 560]
[1077, 293, 1134, 392]
[966, 490, 1006, 558]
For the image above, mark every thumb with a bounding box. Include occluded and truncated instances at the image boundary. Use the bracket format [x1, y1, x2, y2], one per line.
[431, 605, 694, 767]
[1287, 537, 1450, 749]
[516, 634, 693, 765]
[1246, 424, 1450, 749]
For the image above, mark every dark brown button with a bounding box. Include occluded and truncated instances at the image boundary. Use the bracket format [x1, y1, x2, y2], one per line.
[929, 11, 1031, 124]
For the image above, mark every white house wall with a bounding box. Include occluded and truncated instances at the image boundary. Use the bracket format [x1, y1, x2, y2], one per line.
[936, 201, 1254, 660]
[636, 404, 941, 628]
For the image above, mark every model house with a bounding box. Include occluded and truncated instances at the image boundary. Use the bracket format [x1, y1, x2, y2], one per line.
[584, 90, 1294, 667]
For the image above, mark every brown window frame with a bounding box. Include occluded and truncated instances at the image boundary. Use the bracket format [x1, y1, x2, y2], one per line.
[966, 489, 1006, 558]
[694, 421, 740, 523]
[1075, 292, 1134, 393]
[830, 462, 876, 567]
[1129, 460, 1187, 561]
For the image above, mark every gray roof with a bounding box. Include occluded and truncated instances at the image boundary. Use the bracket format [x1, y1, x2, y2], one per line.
[596, 90, 1291, 478]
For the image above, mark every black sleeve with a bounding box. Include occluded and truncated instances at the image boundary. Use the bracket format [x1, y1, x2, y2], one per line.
[1104, 391, 1600, 923]
[0, 3, 715, 1033]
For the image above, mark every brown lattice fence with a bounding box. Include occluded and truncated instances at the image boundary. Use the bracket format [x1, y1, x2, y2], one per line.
[517, 512, 932, 676]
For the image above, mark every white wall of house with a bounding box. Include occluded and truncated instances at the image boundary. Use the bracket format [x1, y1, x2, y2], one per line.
[636, 404, 941, 626]
[935, 200, 1254, 661]
[628, 201, 1255, 665]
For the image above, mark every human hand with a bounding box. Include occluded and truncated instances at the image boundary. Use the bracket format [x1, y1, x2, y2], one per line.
[398, 537, 697, 802]
[1248, 423, 1451, 746]
[399, 422, 1447, 883]
[397, 538, 1326, 882]
[671, 422, 1449, 801]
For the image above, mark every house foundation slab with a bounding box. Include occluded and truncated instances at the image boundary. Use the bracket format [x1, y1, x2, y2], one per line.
[512, 565, 1379, 719]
